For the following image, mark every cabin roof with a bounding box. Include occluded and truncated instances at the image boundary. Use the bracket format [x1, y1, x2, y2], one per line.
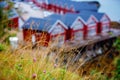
[22, 17, 67, 32]
[64, 13, 92, 23]
[74, 3, 97, 11]
[22, 17, 47, 31]
[80, 11, 105, 21]
[45, 14, 78, 27]
[45, 13, 92, 26]
[63, 13, 81, 26]
[47, 0, 69, 4]
[0, 1, 8, 8]
[46, 0, 98, 11]
[8, 9, 18, 19]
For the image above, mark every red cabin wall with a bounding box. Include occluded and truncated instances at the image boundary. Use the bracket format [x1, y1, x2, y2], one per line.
[58, 6, 61, 14]
[48, 4, 52, 10]
[55, 5, 60, 14]
[23, 29, 50, 46]
[66, 29, 72, 40]
[98, 22, 110, 34]
[54, 5, 58, 13]
[32, 0, 35, 3]
[44, 3, 48, 10]
[35, 32, 50, 46]
[70, 29, 75, 40]
[12, 17, 19, 28]
[42, 3, 70, 14]
[35, 2, 40, 7]
[8, 17, 19, 28]
[97, 22, 102, 34]
[23, 29, 32, 42]
[34, 2, 75, 14]
[84, 25, 88, 39]
[52, 5, 56, 13]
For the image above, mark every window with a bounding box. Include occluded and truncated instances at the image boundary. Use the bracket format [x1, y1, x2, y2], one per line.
[101, 16, 109, 23]
[51, 25, 64, 35]
[88, 28, 96, 36]
[73, 20, 83, 30]
[88, 18, 95, 26]
[102, 24, 109, 32]
[74, 31, 83, 40]
[51, 35, 64, 45]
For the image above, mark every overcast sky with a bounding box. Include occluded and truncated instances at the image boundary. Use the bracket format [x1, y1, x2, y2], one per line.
[73, 0, 120, 22]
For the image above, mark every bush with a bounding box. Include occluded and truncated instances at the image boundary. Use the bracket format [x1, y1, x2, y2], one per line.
[0, 43, 6, 51]
[114, 59, 120, 79]
[113, 37, 120, 50]
[4, 33, 17, 44]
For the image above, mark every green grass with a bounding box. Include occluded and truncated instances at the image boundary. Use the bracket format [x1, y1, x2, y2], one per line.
[0, 35, 120, 80]
[0, 46, 81, 80]
[0, 44, 119, 80]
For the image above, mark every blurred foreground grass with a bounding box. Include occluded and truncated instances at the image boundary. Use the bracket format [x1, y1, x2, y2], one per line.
[0, 45, 81, 80]
[0, 35, 120, 80]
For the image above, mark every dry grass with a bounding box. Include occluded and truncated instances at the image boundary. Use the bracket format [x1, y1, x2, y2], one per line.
[0, 41, 119, 80]
[0, 42, 82, 80]
[0, 31, 120, 80]
[110, 21, 120, 29]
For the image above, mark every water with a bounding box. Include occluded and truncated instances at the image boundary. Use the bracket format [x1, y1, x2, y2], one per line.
[72, 0, 120, 22]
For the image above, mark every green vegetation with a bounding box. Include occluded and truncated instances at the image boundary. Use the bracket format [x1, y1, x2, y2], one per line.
[0, 0, 14, 38]
[0, 31, 120, 80]
[0, 40, 120, 80]
[113, 37, 120, 80]
[114, 58, 120, 80]
[0, 43, 6, 51]
[4, 33, 17, 44]
[114, 37, 120, 50]
[0, 48, 81, 80]
[0, 7, 7, 38]
[0, 6, 5, 37]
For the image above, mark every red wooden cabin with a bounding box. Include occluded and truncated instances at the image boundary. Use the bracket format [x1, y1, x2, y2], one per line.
[98, 13, 111, 33]
[70, 17, 87, 40]
[64, 13, 98, 40]
[80, 11, 111, 34]
[22, 17, 68, 46]
[85, 15, 98, 37]
[32, 0, 98, 14]
[8, 9, 19, 28]
[61, 14, 86, 41]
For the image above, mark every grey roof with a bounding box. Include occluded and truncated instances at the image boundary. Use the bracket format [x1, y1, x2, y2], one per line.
[64, 13, 91, 23]
[23, 17, 48, 31]
[80, 11, 105, 21]
[47, 0, 98, 11]
[23, 12, 100, 32]
[44, 14, 78, 27]
[73, 2, 98, 12]
[63, 13, 81, 26]
[45, 13, 92, 27]
[22, 17, 63, 32]
[0, 1, 8, 8]
[8, 9, 18, 19]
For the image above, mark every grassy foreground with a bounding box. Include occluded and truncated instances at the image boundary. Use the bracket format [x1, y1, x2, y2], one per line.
[0, 37, 120, 80]
[0, 45, 82, 80]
